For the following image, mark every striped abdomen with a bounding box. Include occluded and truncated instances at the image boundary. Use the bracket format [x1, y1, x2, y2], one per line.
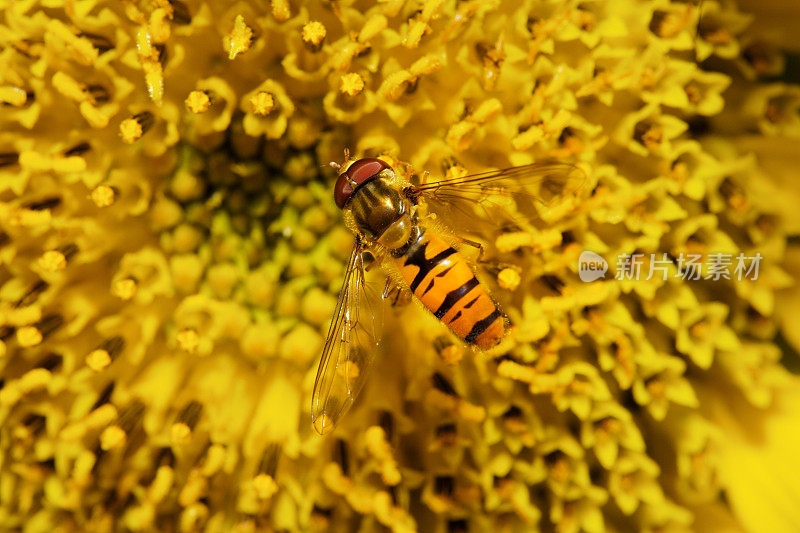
[396, 230, 504, 350]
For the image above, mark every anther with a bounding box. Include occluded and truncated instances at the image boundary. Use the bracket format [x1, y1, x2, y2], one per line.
[15, 280, 48, 308]
[431, 372, 458, 396]
[24, 197, 61, 211]
[434, 476, 455, 497]
[78, 32, 114, 53]
[116, 400, 145, 434]
[378, 411, 394, 441]
[36, 314, 64, 339]
[63, 142, 91, 157]
[435, 423, 457, 446]
[37, 352, 63, 371]
[177, 400, 203, 428]
[169, 0, 192, 25]
[154, 43, 168, 64]
[91, 383, 115, 410]
[335, 439, 349, 475]
[258, 443, 281, 477]
[0, 152, 20, 167]
[85, 85, 110, 104]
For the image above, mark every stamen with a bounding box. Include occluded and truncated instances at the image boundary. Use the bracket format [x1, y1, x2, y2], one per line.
[339, 73, 364, 96]
[38, 250, 67, 271]
[224, 15, 253, 60]
[25, 197, 61, 211]
[38, 352, 62, 371]
[63, 142, 91, 157]
[77, 32, 114, 53]
[91, 185, 116, 207]
[271, 0, 291, 21]
[249, 92, 275, 116]
[169, 0, 192, 25]
[86, 348, 112, 371]
[119, 111, 154, 143]
[176, 329, 200, 352]
[0, 152, 19, 167]
[112, 278, 137, 300]
[17, 326, 43, 347]
[302, 21, 327, 51]
[16, 280, 48, 308]
[432, 372, 458, 396]
[86, 84, 110, 104]
[185, 90, 211, 113]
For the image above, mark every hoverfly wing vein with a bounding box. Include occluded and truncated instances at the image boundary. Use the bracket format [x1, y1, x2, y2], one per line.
[311, 240, 386, 434]
[311, 242, 358, 431]
[408, 161, 586, 235]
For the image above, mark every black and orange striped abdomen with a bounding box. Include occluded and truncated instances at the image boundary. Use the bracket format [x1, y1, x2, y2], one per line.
[395, 230, 504, 350]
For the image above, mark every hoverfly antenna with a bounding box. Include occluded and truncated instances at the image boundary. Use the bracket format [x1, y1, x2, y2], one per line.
[328, 147, 353, 171]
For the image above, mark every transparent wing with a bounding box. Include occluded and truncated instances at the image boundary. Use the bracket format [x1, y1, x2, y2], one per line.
[407, 161, 587, 233]
[311, 240, 385, 435]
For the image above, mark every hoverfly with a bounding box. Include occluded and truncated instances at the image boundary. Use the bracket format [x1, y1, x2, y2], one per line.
[311, 154, 585, 434]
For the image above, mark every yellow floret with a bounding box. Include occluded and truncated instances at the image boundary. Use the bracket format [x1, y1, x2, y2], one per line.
[224, 15, 253, 60]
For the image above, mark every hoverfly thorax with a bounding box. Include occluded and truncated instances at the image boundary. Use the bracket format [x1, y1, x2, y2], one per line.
[335, 158, 416, 250]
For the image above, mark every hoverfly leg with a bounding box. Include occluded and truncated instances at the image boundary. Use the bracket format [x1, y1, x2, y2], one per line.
[420, 170, 430, 186]
[361, 250, 377, 271]
[391, 287, 412, 307]
[381, 277, 411, 307]
[399, 161, 429, 187]
[400, 161, 413, 180]
[381, 278, 392, 300]
[453, 236, 487, 263]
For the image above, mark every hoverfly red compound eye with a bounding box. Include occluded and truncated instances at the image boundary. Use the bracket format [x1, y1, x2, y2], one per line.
[334, 157, 391, 209]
